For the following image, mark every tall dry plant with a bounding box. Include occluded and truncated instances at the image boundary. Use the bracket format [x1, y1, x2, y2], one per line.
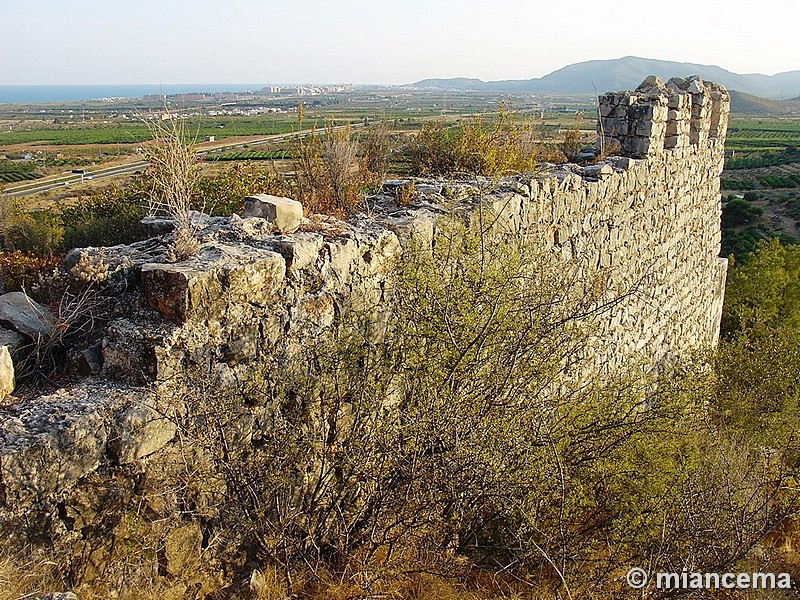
[361, 120, 393, 181]
[294, 119, 373, 214]
[142, 115, 201, 261]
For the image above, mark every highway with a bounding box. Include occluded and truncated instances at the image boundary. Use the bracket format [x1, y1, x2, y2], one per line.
[1, 123, 361, 199]
[2, 161, 150, 197]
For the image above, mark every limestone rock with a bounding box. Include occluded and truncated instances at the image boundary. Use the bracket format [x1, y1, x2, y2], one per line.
[581, 163, 614, 178]
[244, 194, 303, 234]
[0, 292, 54, 340]
[110, 401, 176, 464]
[0, 345, 14, 400]
[0, 385, 142, 506]
[276, 232, 324, 273]
[141, 262, 223, 324]
[141, 243, 286, 323]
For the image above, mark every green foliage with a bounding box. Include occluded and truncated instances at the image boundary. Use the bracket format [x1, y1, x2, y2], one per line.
[408, 107, 558, 177]
[743, 190, 761, 201]
[195, 163, 290, 216]
[722, 238, 800, 334]
[722, 197, 763, 228]
[59, 186, 148, 249]
[720, 226, 765, 259]
[710, 239, 800, 523]
[207, 150, 293, 161]
[721, 176, 756, 190]
[0, 160, 41, 184]
[176, 216, 794, 595]
[0, 199, 63, 255]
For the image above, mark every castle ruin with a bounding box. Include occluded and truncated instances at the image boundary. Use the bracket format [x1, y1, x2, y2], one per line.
[0, 75, 730, 594]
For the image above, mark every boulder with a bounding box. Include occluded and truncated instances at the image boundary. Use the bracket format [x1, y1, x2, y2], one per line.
[0, 326, 25, 351]
[0, 345, 14, 400]
[244, 194, 303, 234]
[0, 292, 54, 340]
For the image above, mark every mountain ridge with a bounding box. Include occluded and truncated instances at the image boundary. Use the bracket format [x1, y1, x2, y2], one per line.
[411, 56, 800, 99]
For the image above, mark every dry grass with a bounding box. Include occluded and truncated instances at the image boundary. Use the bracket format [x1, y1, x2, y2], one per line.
[142, 116, 201, 261]
[0, 548, 66, 600]
[408, 106, 564, 177]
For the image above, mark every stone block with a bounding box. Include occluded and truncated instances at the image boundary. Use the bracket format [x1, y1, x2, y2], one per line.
[0, 345, 14, 400]
[244, 194, 303, 234]
[276, 232, 325, 273]
[0, 292, 54, 340]
[142, 245, 285, 323]
[623, 136, 657, 158]
[629, 104, 655, 121]
[582, 164, 614, 178]
[218, 246, 286, 307]
[110, 401, 177, 464]
[142, 263, 223, 324]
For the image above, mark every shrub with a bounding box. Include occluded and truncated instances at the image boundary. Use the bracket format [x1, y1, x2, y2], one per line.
[195, 163, 291, 216]
[0, 199, 63, 255]
[360, 120, 393, 181]
[0, 250, 61, 292]
[59, 187, 148, 250]
[293, 120, 375, 214]
[722, 198, 763, 228]
[407, 120, 459, 176]
[408, 107, 556, 177]
[169, 215, 792, 596]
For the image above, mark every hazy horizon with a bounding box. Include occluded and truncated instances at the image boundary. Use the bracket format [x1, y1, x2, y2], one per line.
[1, 0, 798, 85]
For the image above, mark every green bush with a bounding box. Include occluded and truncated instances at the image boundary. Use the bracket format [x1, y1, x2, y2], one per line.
[59, 187, 148, 250]
[174, 215, 797, 595]
[408, 107, 558, 177]
[722, 198, 763, 228]
[195, 163, 290, 216]
[0, 199, 63, 255]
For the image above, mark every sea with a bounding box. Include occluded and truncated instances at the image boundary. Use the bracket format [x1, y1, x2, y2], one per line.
[0, 84, 266, 104]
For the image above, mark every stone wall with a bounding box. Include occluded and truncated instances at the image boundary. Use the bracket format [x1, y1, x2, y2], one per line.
[0, 76, 730, 596]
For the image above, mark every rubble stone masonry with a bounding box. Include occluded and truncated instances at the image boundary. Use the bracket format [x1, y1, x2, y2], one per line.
[0, 76, 730, 592]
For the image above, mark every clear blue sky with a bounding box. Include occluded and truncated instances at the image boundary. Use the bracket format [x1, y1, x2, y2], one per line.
[1, 0, 798, 85]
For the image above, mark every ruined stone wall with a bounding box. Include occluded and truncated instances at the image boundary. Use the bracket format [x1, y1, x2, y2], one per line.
[0, 76, 730, 596]
[486, 75, 729, 369]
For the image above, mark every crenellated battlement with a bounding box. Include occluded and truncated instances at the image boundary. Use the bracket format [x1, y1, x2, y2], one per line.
[598, 75, 730, 158]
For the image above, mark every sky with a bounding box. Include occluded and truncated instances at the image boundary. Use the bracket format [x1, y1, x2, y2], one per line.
[1, 0, 799, 85]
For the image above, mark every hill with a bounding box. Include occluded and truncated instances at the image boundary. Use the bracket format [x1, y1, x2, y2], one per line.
[411, 56, 800, 98]
[728, 90, 800, 115]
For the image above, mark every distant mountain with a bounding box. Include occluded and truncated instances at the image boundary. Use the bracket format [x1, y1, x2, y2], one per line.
[413, 77, 486, 91]
[728, 90, 800, 115]
[411, 56, 800, 99]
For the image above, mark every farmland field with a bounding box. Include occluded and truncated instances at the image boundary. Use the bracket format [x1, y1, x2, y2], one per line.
[721, 117, 800, 258]
[208, 150, 293, 161]
[0, 160, 41, 184]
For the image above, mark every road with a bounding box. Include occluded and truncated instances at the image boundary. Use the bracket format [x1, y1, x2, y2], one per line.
[1, 124, 357, 199]
[2, 161, 150, 198]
